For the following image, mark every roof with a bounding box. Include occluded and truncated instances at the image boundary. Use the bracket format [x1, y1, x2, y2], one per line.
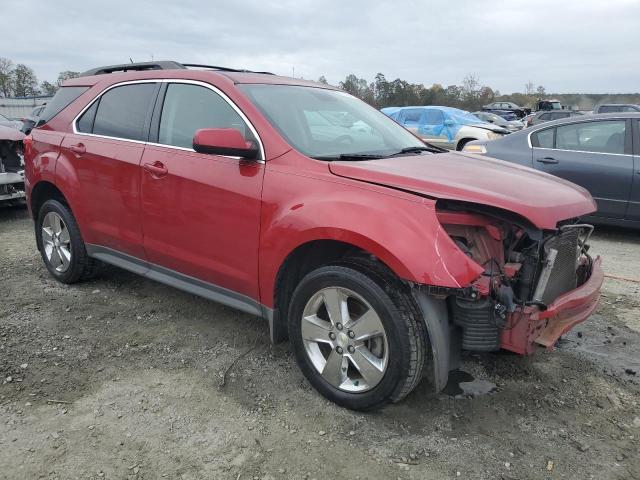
[529, 111, 640, 128]
[68, 60, 336, 90]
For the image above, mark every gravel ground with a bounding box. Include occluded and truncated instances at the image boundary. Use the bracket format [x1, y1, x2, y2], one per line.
[1, 204, 639, 480]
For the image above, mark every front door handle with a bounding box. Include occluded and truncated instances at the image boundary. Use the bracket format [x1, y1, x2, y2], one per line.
[143, 161, 168, 178]
[536, 157, 559, 164]
[69, 143, 86, 154]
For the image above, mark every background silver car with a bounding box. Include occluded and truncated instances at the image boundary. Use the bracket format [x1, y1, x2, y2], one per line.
[473, 111, 524, 132]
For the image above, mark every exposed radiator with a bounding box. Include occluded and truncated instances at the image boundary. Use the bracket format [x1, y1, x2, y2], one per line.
[534, 228, 581, 305]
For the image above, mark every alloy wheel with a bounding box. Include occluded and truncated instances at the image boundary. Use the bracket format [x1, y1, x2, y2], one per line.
[41, 211, 72, 273]
[301, 286, 389, 392]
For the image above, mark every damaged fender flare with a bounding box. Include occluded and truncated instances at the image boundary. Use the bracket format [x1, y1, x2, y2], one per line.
[412, 290, 451, 392]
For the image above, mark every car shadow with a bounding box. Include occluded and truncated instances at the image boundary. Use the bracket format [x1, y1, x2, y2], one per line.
[0, 202, 29, 222]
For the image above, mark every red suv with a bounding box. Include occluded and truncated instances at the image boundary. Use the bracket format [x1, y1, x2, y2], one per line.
[24, 61, 603, 410]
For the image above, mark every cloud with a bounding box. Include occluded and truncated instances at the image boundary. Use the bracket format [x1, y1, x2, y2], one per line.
[4, 0, 639, 93]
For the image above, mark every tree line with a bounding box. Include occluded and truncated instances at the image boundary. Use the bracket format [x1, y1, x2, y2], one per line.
[326, 72, 548, 111]
[0, 57, 78, 97]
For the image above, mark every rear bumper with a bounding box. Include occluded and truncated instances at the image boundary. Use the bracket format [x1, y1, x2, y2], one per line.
[500, 256, 603, 354]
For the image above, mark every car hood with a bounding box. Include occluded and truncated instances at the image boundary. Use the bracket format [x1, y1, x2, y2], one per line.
[328, 152, 596, 230]
[0, 125, 24, 141]
[468, 122, 508, 134]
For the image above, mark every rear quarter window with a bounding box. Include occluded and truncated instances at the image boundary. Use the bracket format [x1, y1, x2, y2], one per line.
[38, 86, 88, 125]
[532, 128, 554, 148]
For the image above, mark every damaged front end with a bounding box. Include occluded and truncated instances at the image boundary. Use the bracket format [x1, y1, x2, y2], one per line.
[435, 200, 603, 356]
[0, 127, 26, 203]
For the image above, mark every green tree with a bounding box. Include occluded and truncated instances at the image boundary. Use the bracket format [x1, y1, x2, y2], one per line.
[0, 57, 14, 97]
[40, 80, 58, 95]
[13, 64, 39, 97]
[57, 70, 80, 86]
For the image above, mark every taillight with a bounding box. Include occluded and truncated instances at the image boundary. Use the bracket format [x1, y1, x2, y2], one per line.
[23, 135, 33, 159]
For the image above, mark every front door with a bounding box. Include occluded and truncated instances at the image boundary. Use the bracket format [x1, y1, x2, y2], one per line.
[140, 82, 264, 299]
[531, 119, 633, 219]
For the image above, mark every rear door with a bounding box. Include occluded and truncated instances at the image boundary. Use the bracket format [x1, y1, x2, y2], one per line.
[530, 119, 633, 218]
[140, 81, 265, 299]
[60, 81, 159, 258]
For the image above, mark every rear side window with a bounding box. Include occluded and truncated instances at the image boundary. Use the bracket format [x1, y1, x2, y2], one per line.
[532, 128, 554, 148]
[424, 109, 444, 125]
[91, 83, 157, 141]
[38, 86, 88, 125]
[598, 105, 620, 113]
[538, 113, 550, 120]
[399, 109, 424, 125]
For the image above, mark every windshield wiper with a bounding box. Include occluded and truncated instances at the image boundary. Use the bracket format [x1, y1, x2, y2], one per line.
[392, 145, 446, 155]
[312, 153, 386, 161]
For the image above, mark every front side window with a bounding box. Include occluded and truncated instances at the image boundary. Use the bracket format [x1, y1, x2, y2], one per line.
[90, 83, 157, 141]
[239, 84, 424, 159]
[158, 83, 256, 150]
[555, 120, 626, 154]
[424, 109, 444, 125]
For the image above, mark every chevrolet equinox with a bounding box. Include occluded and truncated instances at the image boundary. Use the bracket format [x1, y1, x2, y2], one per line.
[24, 61, 603, 410]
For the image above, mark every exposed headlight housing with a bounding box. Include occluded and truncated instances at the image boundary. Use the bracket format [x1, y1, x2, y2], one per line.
[486, 131, 503, 140]
[462, 144, 487, 154]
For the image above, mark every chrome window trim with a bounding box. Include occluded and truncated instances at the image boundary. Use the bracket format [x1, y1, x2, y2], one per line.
[531, 146, 632, 157]
[71, 78, 266, 163]
[527, 116, 630, 155]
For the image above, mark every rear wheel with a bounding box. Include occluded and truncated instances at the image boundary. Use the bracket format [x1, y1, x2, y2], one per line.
[36, 199, 98, 283]
[288, 264, 427, 410]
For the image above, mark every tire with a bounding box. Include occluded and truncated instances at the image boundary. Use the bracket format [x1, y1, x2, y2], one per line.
[36, 199, 98, 284]
[288, 264, 427, 411]
[456, 138, 476, 151]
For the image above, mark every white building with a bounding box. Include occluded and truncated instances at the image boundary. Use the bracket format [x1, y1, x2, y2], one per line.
[0, 96, 53, 119]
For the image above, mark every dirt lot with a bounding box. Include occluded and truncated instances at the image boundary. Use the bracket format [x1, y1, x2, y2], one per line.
[1, 204, 639, 480]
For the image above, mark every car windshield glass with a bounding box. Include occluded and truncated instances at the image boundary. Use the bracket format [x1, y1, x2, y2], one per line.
[238, 84, 425, 159]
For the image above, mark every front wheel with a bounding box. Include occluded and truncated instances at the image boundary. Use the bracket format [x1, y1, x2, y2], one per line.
[288, 264, 427, 410]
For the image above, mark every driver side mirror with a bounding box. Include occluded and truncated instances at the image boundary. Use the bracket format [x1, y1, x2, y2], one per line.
[193, 128, 259, 160]
[443, 119, 455, 127]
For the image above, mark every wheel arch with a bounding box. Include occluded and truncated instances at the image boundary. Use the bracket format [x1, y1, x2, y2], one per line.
[268, 236, 408, 343]
[456, 137, 477, 151]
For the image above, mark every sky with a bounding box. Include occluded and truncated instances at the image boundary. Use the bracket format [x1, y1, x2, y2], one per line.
[4, 0, 640, 94]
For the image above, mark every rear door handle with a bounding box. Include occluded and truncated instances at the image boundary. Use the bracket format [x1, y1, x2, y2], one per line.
[143, 161, 168, 178]
[536, 157, 559, 164]
[69, 143, 86, 154]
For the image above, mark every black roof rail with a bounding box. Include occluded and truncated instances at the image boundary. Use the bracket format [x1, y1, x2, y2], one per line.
[80, 61, 274, 77]
[182, 63, 274, 75]
[80, 61, 186, 77]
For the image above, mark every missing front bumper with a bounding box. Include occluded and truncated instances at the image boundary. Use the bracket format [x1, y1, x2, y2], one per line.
[500, 256, 603, 354]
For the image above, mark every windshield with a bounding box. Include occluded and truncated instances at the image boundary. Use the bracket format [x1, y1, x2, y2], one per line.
[239, 84, 425, 159]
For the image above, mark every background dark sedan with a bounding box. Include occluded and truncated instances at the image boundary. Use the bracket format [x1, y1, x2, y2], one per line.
[462, 113, 640, 228]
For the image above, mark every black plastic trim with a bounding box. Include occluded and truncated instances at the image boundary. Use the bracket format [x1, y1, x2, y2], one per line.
[85, 244, 270, 319]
